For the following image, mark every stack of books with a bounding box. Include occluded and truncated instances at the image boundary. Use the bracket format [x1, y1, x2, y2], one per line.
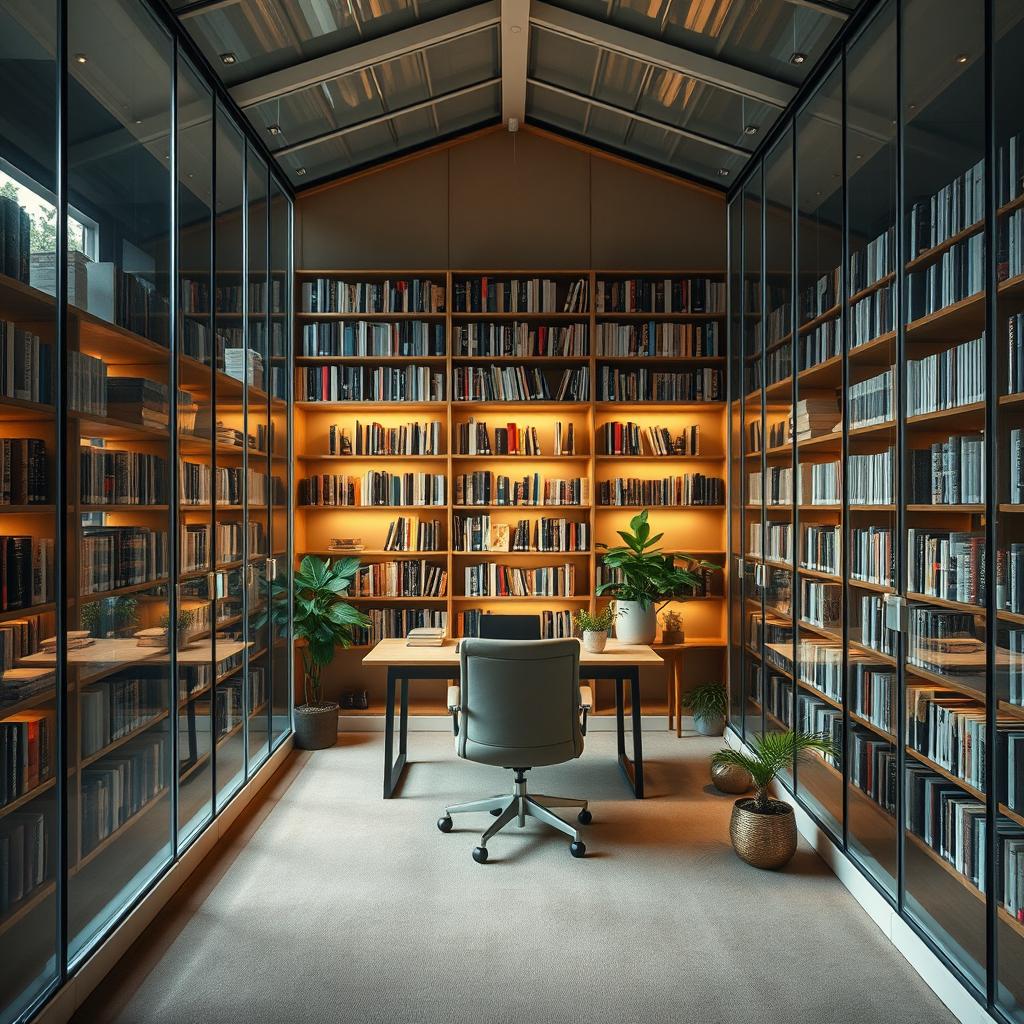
[791, 397, 839, 440]
[406, 626, 445, 647]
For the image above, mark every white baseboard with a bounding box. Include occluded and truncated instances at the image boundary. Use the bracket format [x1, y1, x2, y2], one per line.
[724, 728, 994, 1024]
[340, 714, 690, 732]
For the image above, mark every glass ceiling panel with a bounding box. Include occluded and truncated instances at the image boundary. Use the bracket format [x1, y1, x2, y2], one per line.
[179, 0, 479, 85]
[547, 0, 852, 86]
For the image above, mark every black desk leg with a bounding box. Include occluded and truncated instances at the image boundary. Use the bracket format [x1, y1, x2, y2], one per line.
[383, 668, 409, 799]
[615, 670, 645, 799]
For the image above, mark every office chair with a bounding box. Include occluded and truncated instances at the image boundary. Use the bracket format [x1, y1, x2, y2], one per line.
[437, 638, 592, 863]
[476, 613, 541, 640]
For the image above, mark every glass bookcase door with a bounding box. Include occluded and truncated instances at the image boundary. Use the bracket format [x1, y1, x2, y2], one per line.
[901, 0, 988, 992]
[794, 62, 844, 839]
[245, 149, 271, 774]
[0, 1, 60, 1016]
[65, 0, 175, 965]
[176, 60, 215, 850]
[741, 174, 765, 743]
[269, 179, 291, 748]
[213, 110, 247, 811]
[993, 1, 1024, 1016]
[762, 130, 795, 775]
[728, 199, 744, 728]
[844, 0, 899, 898]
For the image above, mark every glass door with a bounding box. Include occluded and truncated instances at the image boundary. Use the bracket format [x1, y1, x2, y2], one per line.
[728, 200, 744, 728]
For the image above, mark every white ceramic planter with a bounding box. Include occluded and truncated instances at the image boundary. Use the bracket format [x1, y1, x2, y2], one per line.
[582, 630, 608, 653]
[615, 600, 658, 644]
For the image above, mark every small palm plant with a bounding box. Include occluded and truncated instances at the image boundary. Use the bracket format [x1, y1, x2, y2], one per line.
[712, 730, 837, 812]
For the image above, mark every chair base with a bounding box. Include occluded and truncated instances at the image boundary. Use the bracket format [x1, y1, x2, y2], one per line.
[444, 770, 588, 849]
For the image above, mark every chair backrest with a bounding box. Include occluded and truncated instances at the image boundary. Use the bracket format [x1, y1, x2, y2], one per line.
[457, 638, 583, 768]
[477, 613, 541, 640]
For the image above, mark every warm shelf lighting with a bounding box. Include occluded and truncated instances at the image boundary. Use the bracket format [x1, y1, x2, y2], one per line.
[790, 52, 807, 65]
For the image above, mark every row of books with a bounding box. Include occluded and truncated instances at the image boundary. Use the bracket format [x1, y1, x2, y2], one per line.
[453, 278, 587, 314]
[848, 368, 894, 429]
[594, 277, 724, 314]
[765, 673, 793, 727]
[298, 472, 446, 507]
[906, 334, 985, 417]
[850, 729, 897, 816]
[763, 303, 791, 347]
[0, 810, 47, 915]
[798, 316, 840, 372]
[80, 527, 167, 595]
[907, 530, 985, 605]
[454, 473, 588, 507]
[459, 420, 545, 457]
[0, 325, 51, 405]
[597, 367, 723, 402]
[1003, 209, 1024, 282]
[909, 158, 984, 257]
[450, 366, 589, 402]
[801, 524, 840, 575]
[906, 234, 984, 321]
[452, 515, 589, 553]
[796, 695, 842, 769]
[0, 711, 50, 809]
[460, 610, 573, 640]
[79, 677, 163, 758]
[0, 439, 47, 505]
[80, 448, 166, 506]
[298, 365, 445, 403]
[462, 562, 577, 598]
[596, 474, 724, 507]
[747, 467, 789, 507]
[299, 320, 445, 357]
[599, 422, 700, 457]
[300, 277, 445, 313]
[848, 447, 896, 505]
[762, 522, 794, 563]
[851, 225, 896, 295]
[383, 517, 443, 552]
[353, 608, 447, 646]
[0, 616, 47, 679]
[850, 526, 894, 588]
[852, 663, 897, 734]
[0, 196, 31, 285]
[1007, 314, 1024, 395]
[0, 537, 51, 610]
[798, 461, 840, 505]
[849, 284, 895, 349]
[858, 593, 897, 657]
[997, 545, 1024, 615]
[594, 321, 721, 357]
[764, 344, 792, 387]
[794, 639, 843, 704]
[453, 322, 586, 357]
[801, 580, 841, 629]
[800, 267, 839, 324]
[181, 522, 262, 572]
[352, 560, 447, 598]
[329, 421, 442, 456]
[908, 434, 985, 506]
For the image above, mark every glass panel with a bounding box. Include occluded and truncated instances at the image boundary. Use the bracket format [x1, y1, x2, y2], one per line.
[902, 0, 987, 991]
[213, 109, 247, 811]
[176, 60, 215, 850]
[741, 172, 765, 743]
[794, 62, 843, 839]
[269, 179, 290, 749]
[245, 149, 270, 774]
[993, 1, 1024, 1016]
[0, 0, 60, 1016]
[728, 198, 743, 728]
[844, 0, 898, 898]
[762, 129, 794, 786]
[66, 0, 174, 965]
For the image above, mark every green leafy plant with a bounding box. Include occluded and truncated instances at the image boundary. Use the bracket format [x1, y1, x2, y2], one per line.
[574, 607, 615, 633]
[661, 609, 684, 633]
[681, 681, 726, 720]
[160, 608, 196, 634]
[712, 731, 837, 812]
[596, 510, 718, 609]
[264, 556, 370, 708]
[81, 596, 139, 637]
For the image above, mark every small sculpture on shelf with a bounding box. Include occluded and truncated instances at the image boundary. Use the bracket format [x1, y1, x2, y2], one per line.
[660, 609, 684, 644]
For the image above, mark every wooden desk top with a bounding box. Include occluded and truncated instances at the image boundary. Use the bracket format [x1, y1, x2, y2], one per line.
[362, 637, 664, 667]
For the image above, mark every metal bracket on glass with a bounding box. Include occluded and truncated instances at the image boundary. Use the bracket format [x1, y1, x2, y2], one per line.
[883, 593, 906, 633]
[266, 557, 278, 581]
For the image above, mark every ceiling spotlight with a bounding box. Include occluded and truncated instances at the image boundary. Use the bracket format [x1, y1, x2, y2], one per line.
[268, 124, 282, 137]
[295, 167, 307, 177]
[509, 24, 522, 33]
[220, 52, 237, 65]
[717, 167, 730, 177]
[855, 153, 862, 160]
[73, 53, 88, 64]
[956, 53, 968, 64]
[790, 51, 807, 65]
[743, 124, 758, 136]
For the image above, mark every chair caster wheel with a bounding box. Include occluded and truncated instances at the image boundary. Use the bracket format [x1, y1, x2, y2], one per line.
[490, 808, 502, 817]
[437, 816, 453, 833]
[577, 809, 592, 825]
[570, 841, 586, 858]
[472, 846, 489, 863]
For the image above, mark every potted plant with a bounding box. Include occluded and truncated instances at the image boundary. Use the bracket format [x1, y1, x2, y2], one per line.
[265, 555, 370, 750]
[660, 609, 684, 644]
[574, 607, 615, 653]
[712, 730, 836, 869]
[681, 681, 726, 735]
[596, 510, 717, 644]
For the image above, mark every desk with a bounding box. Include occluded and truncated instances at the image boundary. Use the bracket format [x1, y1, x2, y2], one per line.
[362, 638, 663, 800]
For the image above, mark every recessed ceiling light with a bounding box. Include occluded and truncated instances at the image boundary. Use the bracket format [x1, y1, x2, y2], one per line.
[717, 168, 730, 177]
[956, 53, 968, 64]
[295, 167, 307, 177]
[509, 24, 522, 33]
[268, 124, 282, 137]
[74, 53, 88, 64]
[134, 119, 142, 125]
[220, 52, 237, 65]
[855, 153, 862, 160]
[790, 52, 807, 65]
[743, 124, 758, 136]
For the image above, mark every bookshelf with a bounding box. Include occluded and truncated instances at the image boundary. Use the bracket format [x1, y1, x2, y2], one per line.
[729, 1, 1024, 1017]
[294, 268, 728, 720]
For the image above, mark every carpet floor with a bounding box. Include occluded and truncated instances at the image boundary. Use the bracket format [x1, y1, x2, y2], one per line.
[76, 730, 956, 1024]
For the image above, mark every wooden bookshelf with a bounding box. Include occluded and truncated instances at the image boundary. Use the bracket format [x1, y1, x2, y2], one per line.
[293, 269, 728, 717]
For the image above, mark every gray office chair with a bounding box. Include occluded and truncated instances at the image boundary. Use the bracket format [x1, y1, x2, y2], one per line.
[437, 638, 593, 863]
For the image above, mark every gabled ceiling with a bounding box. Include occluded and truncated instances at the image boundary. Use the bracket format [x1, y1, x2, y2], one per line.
[171, 0, 863, 189]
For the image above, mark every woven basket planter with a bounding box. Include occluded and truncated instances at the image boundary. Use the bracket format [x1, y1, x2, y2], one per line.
[294, 702, 339, 750]
[729, 799, 797, 870]
[711, 761, 752, 794]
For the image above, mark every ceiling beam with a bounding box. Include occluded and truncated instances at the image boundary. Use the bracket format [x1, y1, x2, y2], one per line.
[176, 0, 243, 19]
[528, 79, 750, 158]
[529, 1, 795, 109]
[274, 78, 502, 159]
[783, 0, 851, 18]
[501, 0, 530, 127]
[230, 1, 501, 109]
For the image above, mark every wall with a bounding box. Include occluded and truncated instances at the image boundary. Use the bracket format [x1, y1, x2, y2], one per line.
[296, 126, 726, 271]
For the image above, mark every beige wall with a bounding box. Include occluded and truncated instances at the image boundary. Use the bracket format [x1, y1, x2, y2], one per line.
[296, 128, 726, 270]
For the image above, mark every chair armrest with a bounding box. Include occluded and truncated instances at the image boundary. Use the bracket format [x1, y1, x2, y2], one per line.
[447, 685, 461, 737]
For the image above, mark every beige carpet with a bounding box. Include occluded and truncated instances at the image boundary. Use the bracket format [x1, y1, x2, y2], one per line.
[76, 730, 956, 1024]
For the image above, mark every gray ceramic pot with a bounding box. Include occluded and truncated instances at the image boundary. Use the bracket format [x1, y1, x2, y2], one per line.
[294, 702, 339, 749]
